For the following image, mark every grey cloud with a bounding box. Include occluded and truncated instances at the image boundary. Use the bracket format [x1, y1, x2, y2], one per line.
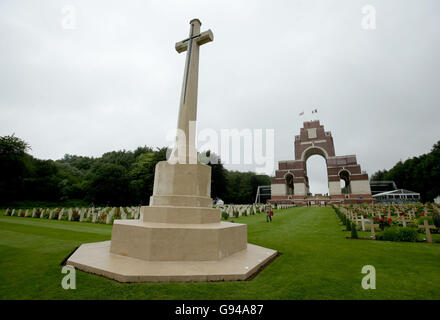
[0, 0, 439, 194]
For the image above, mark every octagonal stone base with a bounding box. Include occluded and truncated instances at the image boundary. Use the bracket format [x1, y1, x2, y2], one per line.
[66, 241, 277, 282]
[65, 160, 278, 282]
[109, 219, 247, 261]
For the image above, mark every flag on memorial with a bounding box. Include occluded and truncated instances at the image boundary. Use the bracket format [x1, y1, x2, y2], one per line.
[299, 111, 304, 116]
[312, 109, 318, 114]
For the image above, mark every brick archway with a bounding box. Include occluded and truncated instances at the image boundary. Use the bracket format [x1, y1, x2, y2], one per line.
[301, 145, 329, 161]
[284, 172, 294, 196]
[338, 169, 351, 194]
[270, 120, 374, 206]
[302, 149, 328, 196]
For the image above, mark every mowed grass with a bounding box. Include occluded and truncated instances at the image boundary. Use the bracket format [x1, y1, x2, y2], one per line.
[0, 207, 439, 300]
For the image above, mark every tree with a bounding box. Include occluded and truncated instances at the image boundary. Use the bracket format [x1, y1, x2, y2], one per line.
[203, 151, 227, 201]
[223, 170, 271, 204]
[370, 170, 388, 181]
[23, 158, 61, 201]
[128, 148, 167, 205]
[86, 163, 130, 206]
[0, 134, 272, 206]
[0, 135, 30, 204]
[370, 140, 440, 202]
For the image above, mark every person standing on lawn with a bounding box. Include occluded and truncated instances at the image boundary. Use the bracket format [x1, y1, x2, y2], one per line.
[265, 204, 273, 222]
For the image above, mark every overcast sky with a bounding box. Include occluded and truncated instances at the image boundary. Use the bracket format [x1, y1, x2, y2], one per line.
[1, 0, 439, 194]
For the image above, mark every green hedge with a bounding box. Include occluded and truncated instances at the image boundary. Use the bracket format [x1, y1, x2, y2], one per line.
[383, 226, 418, 242]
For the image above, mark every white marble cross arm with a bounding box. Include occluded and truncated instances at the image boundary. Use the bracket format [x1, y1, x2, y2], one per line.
[175, 29, 214, 53]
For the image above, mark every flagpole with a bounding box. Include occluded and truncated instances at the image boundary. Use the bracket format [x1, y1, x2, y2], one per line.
[298, 110, 304, 129]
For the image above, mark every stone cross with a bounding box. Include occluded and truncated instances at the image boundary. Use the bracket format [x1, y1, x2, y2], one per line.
[58, 208, 65, 220]
[400, 216, 408, 227]
[418, 220, 436, 243]
[171, 19, 214, 164]
[368, 219, 379, 240]
[358, 215, 367, 231]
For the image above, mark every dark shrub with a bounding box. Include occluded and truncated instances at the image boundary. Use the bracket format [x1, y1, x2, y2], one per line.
[432, 214, 440, 228]
[345, 219, 351, 231]
[398, 227, 418, 242]
[383, 226, 418, 242]
[416, 216, 433, 226]
[221, 211, 229, 220]
[383, 226, 400, 241]
[351, 222, 358, 239]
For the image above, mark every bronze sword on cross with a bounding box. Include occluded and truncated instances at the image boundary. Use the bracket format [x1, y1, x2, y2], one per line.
[175, 19, 213, 104]
[172, 19, 213, 164]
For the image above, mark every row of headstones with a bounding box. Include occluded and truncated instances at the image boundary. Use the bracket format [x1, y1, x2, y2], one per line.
[4, 207, 142, 224]
[348, 202, 440, 218]
[214, 204, 266, 217]
[213, 203, 294, 217]
[274, 204, 296, 210]
[342, 203, 439, 224]
[336, 204, 437, 243]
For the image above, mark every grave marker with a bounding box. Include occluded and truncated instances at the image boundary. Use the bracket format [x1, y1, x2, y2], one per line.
[368, 219, 380, 240]
[418, 220, 436, 243]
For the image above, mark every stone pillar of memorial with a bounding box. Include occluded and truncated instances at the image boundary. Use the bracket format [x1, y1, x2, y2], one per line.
[66, 19, 277, 282]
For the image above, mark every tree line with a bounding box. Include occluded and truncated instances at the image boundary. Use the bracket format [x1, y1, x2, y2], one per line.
[0, 135, 271, 207]
[370, 140, 440, 202]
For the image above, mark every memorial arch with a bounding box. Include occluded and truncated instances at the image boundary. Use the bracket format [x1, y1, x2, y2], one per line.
[284, 172, 294, 196]
[270, 120, 374, 206]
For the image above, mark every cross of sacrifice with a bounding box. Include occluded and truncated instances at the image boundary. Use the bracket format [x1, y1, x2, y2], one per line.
[171, 19, 213, 164]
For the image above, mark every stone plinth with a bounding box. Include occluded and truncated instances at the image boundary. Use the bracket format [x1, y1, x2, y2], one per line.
[150, 162, 213, 207]
[141, 206, 220, 224]
[110, 220, 247, 261]
[67, 162, 277, 282]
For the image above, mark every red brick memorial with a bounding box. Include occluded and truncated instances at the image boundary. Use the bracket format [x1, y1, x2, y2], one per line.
[270, 120, 375, 206]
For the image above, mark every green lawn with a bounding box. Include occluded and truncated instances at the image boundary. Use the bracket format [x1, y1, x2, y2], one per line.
[0, 207, 439, 299]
